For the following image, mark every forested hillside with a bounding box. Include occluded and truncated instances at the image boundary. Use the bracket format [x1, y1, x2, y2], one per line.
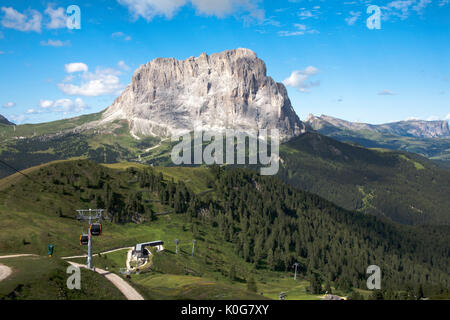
[1, 160, 448, 299]
[278, 132, 450, 225]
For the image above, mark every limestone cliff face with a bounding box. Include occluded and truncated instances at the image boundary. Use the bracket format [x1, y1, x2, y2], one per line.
[101, 48, 306, 141]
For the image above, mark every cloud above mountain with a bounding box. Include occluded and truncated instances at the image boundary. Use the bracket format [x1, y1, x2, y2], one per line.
[40, 39, 70, 47]
[58, 63, 124, 97]
[117, 0, 263, 21]
[278, 23, 319, 36]
[2, 102, 16, 108]
[0, 7, 42, 32]
[64, 63, 89, 73]
[44, 5, 67, 29]
[345, 11, 361, 26]
[283, 67, 320, 93]
[0, 5, 71, 33]
[39, 98, 87, 114]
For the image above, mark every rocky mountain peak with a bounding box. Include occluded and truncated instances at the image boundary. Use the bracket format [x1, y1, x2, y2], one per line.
[101, 48, 306, 141]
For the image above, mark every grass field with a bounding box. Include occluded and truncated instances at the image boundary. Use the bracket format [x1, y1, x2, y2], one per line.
[0, 255, 125, 300]
[0, 113, 102, 140]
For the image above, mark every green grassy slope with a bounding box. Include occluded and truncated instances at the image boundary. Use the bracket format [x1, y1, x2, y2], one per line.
[0, 160, 448, 300]
[0, 255, 125, 300]
[0, 113, 102, 139]
[279, 132, 450, 225]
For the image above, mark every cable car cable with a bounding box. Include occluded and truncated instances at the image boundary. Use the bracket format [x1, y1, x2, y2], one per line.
[0, 159, 48, 189]
[0, 159, 102, 214]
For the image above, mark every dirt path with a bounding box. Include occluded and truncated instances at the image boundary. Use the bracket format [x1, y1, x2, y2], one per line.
[145, 142, 162, 152]
[0, 254, 37, 259]
[0, 263, 12, 282]
[67, 261, 144, 300]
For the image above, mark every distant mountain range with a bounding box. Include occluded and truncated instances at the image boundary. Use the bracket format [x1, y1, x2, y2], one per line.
[306, 114, 450, 138]
[305, 114, 450, 164]
[0, 115, 14, 126]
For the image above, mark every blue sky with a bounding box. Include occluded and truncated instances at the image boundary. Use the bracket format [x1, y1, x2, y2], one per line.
[0, 0, 449, 125]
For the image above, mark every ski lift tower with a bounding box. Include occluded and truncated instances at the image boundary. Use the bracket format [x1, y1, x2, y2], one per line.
[76, 209, 104, 269]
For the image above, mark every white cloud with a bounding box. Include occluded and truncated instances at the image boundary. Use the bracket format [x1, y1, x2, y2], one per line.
[278, 23, 319, 37]
[44, 5, 67, 29]
[39, 100, 54, 108]
[41, 39, 70, 47]
[413, 0, 432, 14]
[381, 0, 434, 21]
[112, 32, 132, 41]
[26, 108, 42, 114]
[191, 0, 239, 17]
[65, 63, 89, 73]
[117, 0, 263, 21]
[378, 89, 397, 96]
[444, 114, 450, 120]
[8, 114, 26, 124]
[37, 98, 88, 114]
[58, 65, 123, 97]
[345, 11, 361, 26]
[283, 66, 320, 93]
[1, 7, 42, 32]
[118, 60, 131, 71]
[2, 102, 15, 108]
[298, 10, 314, 19]
[112, 32, 125, 38]
[118, 0, 187, 20]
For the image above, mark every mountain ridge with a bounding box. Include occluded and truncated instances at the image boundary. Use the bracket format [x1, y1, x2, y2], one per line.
[305, 114, 450, 164]
[306, 114, 450, 138]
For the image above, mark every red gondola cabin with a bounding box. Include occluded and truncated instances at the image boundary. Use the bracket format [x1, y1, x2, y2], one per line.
[90, 223, 102, 236]
[80, 234, 89, 246]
